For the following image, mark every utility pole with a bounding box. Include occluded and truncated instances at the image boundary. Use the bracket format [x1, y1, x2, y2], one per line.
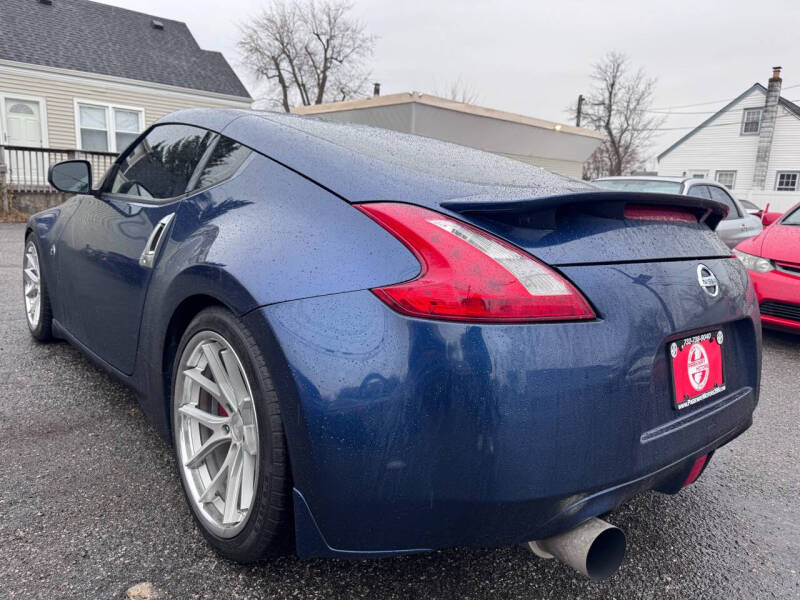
[576, 94, 584, 128]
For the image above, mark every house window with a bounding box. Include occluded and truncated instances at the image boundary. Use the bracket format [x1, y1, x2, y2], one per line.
[78, 104, 109, 152]
[76, 101, 143, 152]
[114, 109, 141, 151]
[715, 170, 737, 189]
[775, 171, 799, 191]
[687, 170, 707, 179]
[9, 103, 35, 115]
[741, 108, 762, 135]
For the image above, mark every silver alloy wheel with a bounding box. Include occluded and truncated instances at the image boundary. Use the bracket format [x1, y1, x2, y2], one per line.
[23, 241, 41, 329]
[175, 331, 260, 538]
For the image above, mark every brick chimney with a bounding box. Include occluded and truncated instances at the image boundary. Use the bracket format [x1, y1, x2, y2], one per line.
[752, 66, 782, 190]
[373, 82, 381, 97]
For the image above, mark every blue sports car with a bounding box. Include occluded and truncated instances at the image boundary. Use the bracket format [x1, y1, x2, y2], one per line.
[26, 110, 760, 578]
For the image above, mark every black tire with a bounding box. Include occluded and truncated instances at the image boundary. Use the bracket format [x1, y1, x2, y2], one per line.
[23, 234, 53, 342]
[171, 306, 292, 562]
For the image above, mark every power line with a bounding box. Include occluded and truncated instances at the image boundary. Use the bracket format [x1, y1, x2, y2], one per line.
[648, 83, 800, 111]
[637, 110, 800, 132]
[645, 98, 800, 116]
[646, 109, 735, 115]
[649, 97, 741, 111]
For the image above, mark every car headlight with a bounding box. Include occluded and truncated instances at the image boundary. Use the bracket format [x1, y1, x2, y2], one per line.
[733, 249, 774, 273]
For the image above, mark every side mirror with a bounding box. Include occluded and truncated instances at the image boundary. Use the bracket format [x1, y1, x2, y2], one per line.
[48, 160, 93, 194]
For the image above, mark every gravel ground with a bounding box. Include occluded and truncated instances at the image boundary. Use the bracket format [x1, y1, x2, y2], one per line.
[1, 222, 798, 599]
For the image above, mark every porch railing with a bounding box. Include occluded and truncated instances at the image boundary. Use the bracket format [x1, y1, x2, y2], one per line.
[0, 145, 118, 192]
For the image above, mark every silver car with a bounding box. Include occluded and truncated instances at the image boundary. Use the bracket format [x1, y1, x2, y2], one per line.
[593, 176, 762, 248]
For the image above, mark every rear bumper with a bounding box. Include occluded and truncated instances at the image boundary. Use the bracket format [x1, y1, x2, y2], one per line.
[291, 412, 752, 558]
[244, 257, 761, 557]
[748, 268, 800, 331]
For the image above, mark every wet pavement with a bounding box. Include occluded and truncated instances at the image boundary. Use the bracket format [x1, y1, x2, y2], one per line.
[1, 222, 798, 599]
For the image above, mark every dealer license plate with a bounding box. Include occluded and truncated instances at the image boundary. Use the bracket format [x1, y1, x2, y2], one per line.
[669, 331, 726, 410]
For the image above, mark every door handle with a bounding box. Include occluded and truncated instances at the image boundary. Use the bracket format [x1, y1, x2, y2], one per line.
[139, 213, 175, 268]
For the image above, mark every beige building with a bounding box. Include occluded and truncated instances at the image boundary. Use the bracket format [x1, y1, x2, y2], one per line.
[0, 0, 251, 189]
[293, 92, 603, 178]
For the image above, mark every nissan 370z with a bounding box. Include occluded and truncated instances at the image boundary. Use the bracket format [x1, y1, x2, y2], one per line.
[24, 110, 761, 579]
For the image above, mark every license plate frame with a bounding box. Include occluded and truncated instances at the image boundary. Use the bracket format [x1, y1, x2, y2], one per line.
[669, 330, 726, 411]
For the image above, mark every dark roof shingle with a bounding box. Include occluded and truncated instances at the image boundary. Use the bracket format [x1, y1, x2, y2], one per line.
[0, 0, 250, 99]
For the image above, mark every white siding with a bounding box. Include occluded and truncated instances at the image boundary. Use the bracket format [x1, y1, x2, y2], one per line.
[765, 105, 800, 191]
[657, 88, 764, 192]
[657, 87, 800, 211]
[306, 104, 415, 134]
[299, 102, 597, 178]
[757, 104, 800, 211]
[411, 104, 600, 164]
[497, 153, 583, 178]
[0, 65, 250, 148]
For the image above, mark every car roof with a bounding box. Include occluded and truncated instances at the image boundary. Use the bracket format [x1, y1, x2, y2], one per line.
[159, 108, 598, 204]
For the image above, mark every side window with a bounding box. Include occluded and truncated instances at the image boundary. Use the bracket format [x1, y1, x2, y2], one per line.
[109, 124, 213, 200]
[686, 184, 711, 199]
[191, 136, 252, 191]
[708, 186, 740, 219]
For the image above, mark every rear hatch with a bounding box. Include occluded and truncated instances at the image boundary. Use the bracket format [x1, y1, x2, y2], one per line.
[442, 191, 760, 470]
[442, 191, 732, 265]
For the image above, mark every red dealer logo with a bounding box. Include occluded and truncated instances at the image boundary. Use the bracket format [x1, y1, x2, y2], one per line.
[686, 343, 709, 391]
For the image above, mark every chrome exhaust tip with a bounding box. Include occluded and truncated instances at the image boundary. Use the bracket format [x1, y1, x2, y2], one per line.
[526, 517, 626, 580]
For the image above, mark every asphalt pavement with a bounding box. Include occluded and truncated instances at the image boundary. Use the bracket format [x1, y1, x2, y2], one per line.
[1, 222, 798, 599]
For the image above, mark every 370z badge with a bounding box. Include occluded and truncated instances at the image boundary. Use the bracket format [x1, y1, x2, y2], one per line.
[670, 331, 726, 410]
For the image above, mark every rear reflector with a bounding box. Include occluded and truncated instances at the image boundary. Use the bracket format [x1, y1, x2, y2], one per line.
[355, 202, 596, 322]
[682, 455, 708, 488]
[624, 204, 698, 223]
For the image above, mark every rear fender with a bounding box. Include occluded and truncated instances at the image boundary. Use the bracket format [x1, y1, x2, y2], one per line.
[136, 259, 256, 440]
[169, 153, 420, 310]
[25, 197, 83, 325]
[135, 153, 420, 439]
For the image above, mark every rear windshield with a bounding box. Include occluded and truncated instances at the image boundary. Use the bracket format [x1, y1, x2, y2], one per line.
[594, 179, 682, 194]
[739, 199, 759, 211]
[782, 205, 800, 225]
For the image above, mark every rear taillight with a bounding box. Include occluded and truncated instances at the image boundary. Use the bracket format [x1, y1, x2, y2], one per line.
[624, 204, 698, 223]
[355, 202, 596, 322]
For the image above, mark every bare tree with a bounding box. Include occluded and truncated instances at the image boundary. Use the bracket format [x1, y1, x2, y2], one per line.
[434, 76, 481, 104]
[238, 1, 375, 112]
[569, 52, 665, 179]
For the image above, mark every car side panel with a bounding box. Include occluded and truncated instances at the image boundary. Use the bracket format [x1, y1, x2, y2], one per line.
[134, 152, 420, 437]
[55, 194, 179, 374]
[717, 212, 762, 248]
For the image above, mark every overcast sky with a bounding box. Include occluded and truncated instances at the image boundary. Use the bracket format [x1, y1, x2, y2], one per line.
[100, 0, 799, 162]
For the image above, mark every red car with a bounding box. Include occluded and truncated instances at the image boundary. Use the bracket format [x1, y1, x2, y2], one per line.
[734, 201, 800, 332]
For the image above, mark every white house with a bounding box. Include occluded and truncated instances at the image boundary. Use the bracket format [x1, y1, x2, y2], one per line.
[658, 68, 800, 212]
[0, 0, 251, 196]
[293, 91, 604, 179]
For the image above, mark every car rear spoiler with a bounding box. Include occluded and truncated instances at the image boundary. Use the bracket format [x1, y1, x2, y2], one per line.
[441, 192, 729, 231]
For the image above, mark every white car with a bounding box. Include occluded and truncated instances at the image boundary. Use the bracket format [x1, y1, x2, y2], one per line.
[594, 176, 762, 248]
